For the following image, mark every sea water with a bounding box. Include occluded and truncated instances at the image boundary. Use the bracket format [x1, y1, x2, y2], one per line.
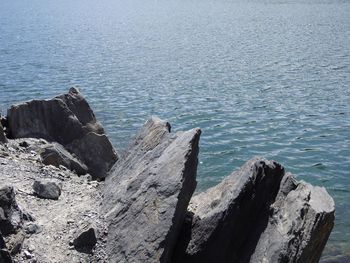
[0, 0, 349, 260]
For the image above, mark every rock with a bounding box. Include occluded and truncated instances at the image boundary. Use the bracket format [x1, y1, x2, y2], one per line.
[23, 250, 33, 259]
[32, 180, 62, 200]
[174, 158, 285, 263]
[104, 117, 201, 263]
[6, 231, 25, 255]
[24, 222, 42, 235]
[7, 88, 118, 179]
[56, 87, 104, 134]
[18, 141, 29, 148]
[174, 160, 335, 263]
[40, 142, 88, 175]
[0, 186, 23, 235]
[73, 225, 97, 250]
[66, 132, 117, 179]
[250, 173, 335, 263]
[0, 232, 13, 263]
[0, 248, 12, 263]
[0, 122, 7, 144]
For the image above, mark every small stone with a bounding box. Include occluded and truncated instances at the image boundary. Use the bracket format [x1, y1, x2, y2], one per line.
[24, 222, 42, 234]
[32, 180, 62, 200]
[0, 122, 7, 144]
[73, 226, 97, 250]
[27, 245, 35, 253]
[23, 250, 32, 259]
[19, 141, 29, 148]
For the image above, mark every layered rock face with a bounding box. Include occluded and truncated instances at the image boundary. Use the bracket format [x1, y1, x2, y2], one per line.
[104, 117, 201, 263]
[6, 88, 117, 179]
[173, 160, 335, 263]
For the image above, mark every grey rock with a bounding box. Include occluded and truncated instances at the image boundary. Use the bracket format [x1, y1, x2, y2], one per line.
[24, 222, 42, 235]
[73, 225, 97, 250]
[18, 141, 29, 148]
[7, 97, 85, 143]
[23, 249, 33, 259]
[66, 132, 117, 179]
[7, 88, 118, 179]
[104, 117, 201, 263]
[174, 158, 285, 263]
[7, 231, 25, 255]
[33, 180, 62, 200]
[56, 87, 104, 134]
[40, 142, 88, 175]
[0, 186, 23, 235]
[250, 173, 335, 263]
[0, 122, 7, 144]
[1, 231, 13, 263]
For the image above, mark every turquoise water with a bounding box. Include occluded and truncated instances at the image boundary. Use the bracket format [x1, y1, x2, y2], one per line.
[0, 0, 349, 260]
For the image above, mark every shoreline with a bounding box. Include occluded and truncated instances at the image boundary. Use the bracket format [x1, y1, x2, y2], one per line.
[0, 89, 337, 262]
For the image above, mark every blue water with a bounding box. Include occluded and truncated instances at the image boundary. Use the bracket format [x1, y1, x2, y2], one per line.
[0, 0, 349, 260]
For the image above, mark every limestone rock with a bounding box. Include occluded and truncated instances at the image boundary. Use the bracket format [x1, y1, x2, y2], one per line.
[104, 117, 201, 263]
[174, 158, 285, 263]
[250, 173, 335, 263]
[7, 88, 118, 179]
[0, 186, 23, 235]
[33, 180, 62, 200]
[40, 142, 88, 175]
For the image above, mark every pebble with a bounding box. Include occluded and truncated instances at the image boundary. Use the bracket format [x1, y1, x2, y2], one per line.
[24, 250, 33, 259]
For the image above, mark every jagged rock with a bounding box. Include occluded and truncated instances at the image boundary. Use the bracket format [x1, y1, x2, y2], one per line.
[7, 88, 118, 179]
[56, 87, 105, 134]
[40, 142, 88, 175]
[104, 117, 201, 263]
[33, 180, 62, 200]
[0, 122, 7, 144]
[173, 160, 335, 263]
[174, 158, 285, 263]
[0, 186, 23, 235]
[0, 232, 13, 263]
[250, 173, 335, 263]
[73, 224, 97, 251]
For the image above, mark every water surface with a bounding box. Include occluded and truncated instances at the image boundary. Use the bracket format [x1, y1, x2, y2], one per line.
[0, 0, 349, 260]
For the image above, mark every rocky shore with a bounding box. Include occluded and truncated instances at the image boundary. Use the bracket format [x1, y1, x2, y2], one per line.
[0, 88, 335, 263]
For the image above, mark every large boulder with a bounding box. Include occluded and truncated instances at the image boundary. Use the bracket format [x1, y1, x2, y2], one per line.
[250, 173, 335, 263]
[104, 117, 201, 263]
[173, 158, 285, 263]
[7, 88, 118, 179]
[0, 186, 23, 235]
[173, 160, 335, 263]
